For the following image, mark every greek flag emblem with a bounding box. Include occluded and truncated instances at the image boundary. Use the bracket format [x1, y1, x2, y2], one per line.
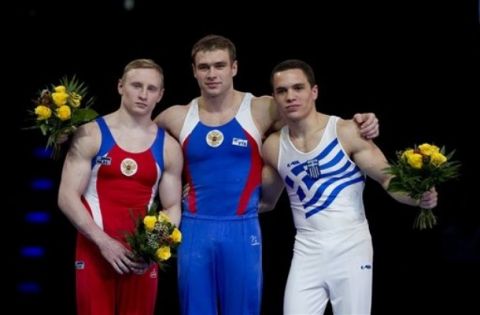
[305, 159, 321, 179]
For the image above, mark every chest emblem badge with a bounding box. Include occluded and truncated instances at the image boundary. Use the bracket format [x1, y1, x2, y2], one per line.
[305, 159, 321, 179]
[120, 158, 138, 176]
[206, 129, 224, 148]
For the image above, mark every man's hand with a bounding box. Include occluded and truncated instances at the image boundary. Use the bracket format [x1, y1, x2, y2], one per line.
[354, 113, 379, 139]
[98, 236, 138, 275]
[56, 127, 77, 144]
[419, 187, 438, 209]
[56, 133, 69, 144]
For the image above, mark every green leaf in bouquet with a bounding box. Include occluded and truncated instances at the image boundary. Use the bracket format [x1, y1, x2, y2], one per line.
[384, 143, 461, 230]
[124, 202, 181, 269]
[26, 75, 99, 159]
[71, 108, 99, 125]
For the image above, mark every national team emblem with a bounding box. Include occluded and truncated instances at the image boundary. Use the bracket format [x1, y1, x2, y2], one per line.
[206, 129, 224, 148]
[305, 159, 321, 179]
[95, 156, 112, 166]
[232, 137, 248, 147]
[120, 158, 138, 176]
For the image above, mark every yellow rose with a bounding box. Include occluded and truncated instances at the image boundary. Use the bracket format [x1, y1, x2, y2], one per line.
[56, 105, 71, 121]
[52, 91, 69, 106]
[401, 149, 414, 160]
[403, 150, 423, 169]
[70, 92, 82, 108]
[170, 228, 182, 243]
[34, 105, 52, 120]
[430, 152, 447, 166]
[156, 246, 171, 261]
[418, 143, 440, 156]
[143, 215, 157, 232]
[158, 211, 170, 223]
[54, 85, 66, 93]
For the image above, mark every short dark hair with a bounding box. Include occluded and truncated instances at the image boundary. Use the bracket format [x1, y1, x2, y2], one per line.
[191, 34, 236, 65]
[270, 59, 316, 88]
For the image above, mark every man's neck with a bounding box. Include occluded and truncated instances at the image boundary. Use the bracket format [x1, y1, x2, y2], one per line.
[199, 89, 239, 112]
[289, 112, 327, 139]
[197, 90, 243, 126]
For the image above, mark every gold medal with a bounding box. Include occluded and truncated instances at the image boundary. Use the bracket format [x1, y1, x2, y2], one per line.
[120, 158, 138, 176]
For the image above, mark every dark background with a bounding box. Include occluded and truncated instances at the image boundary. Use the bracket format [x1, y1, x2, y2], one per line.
[11, 1, 479, 314]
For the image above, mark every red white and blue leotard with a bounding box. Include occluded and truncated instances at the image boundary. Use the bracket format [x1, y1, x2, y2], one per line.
[177, 93, 264, 315]
[75, 117, 165, 315]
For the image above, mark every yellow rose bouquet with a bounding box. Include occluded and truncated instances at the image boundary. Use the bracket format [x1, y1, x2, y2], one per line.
[27, 76, 98, 158]
[384, 143, 461, 230]
[125, 203, 182, 270]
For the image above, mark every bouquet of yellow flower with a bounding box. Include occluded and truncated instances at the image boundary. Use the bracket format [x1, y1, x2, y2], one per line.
[384, 143, 461, 230]
[27, 75, 98, 158]
[125, 203, 182, 270]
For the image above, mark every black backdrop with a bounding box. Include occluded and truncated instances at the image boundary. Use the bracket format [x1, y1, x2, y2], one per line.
[11, 1, 479, 314]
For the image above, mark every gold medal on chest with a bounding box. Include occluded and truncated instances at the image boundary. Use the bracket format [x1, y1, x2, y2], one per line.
[120, 158, 138, 176]
[206, 129, 224, 148]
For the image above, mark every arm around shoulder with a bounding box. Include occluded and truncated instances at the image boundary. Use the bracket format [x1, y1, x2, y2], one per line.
[158, 132, 183, 227]
[352, 112, 379, 140]
[153, 104, 189, 139]
[252, 95, 285, 136]
[339, 119, 390, 187]
[259, 132, 285, 213]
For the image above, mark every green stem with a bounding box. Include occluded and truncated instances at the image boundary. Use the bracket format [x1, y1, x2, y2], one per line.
[413, 208, 437, 230]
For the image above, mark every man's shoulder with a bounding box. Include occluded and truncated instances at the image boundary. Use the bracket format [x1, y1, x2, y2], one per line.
[165, 103, 191, 113]
[268, 128, 282, 138]
[262, 130, 281, 162]
[250, 95, 275, 117]
[77, 118, 99, 135]
[155, 104, 191, 140]
[264, 129, 281, 146]
[251, 94, 274, 106]
[157, 103, 190, 123]
[336, 118, 358, 138]
[336, 116, 369, 155]
[336, 116, 356, 129]
[69, 119, 101, 155]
